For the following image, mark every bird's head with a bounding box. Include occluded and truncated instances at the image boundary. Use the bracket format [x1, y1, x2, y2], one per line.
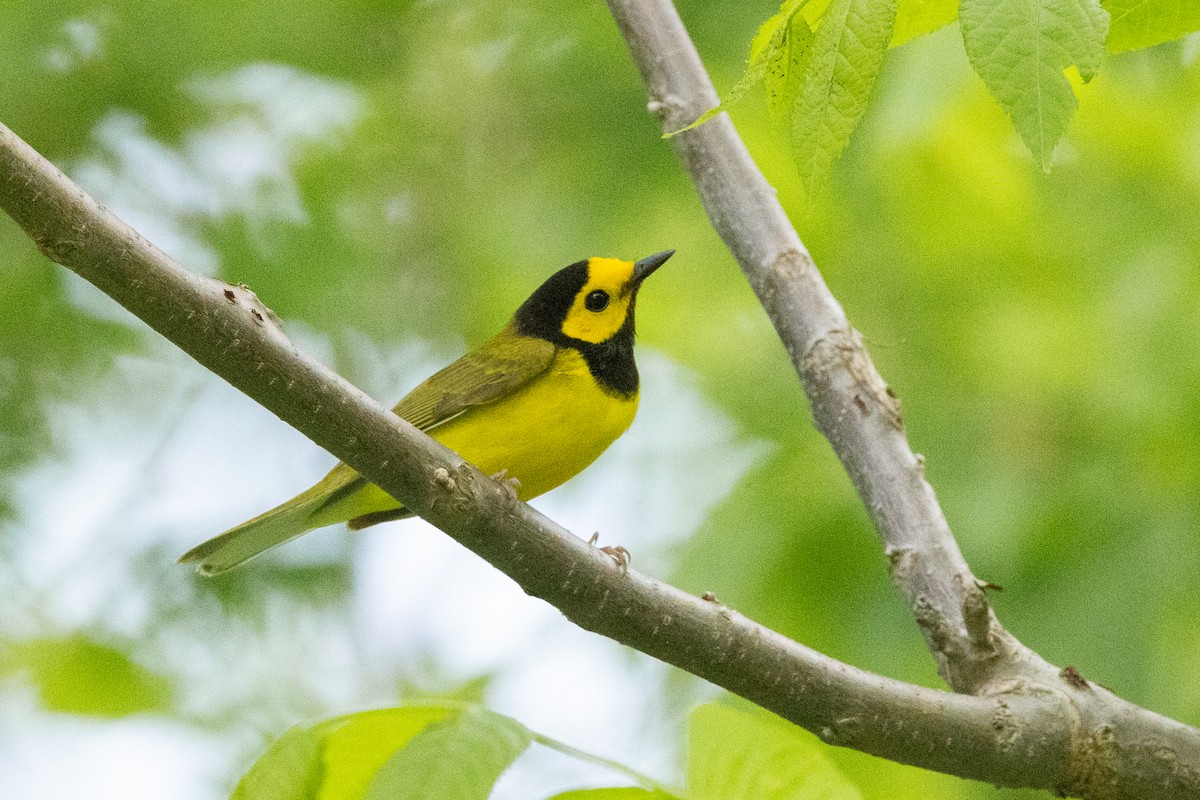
[514, 251, 673, 345]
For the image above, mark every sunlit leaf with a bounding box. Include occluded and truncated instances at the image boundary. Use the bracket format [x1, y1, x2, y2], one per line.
[664, 0, 809, 136]
[960, 0, 1110, 170]
[231, 726, 323, 800]
[232, 704, 679, 800]
[1102, 0, 1200, 51]
[791, 0, 898, 197]
[316, 706, 454, 800]
[362, 706, 532, 800]
[892, 0, 958, 45]
[5, 634, 172, 717]
[231, 706, 453, 800]
[688, 704, 861, 800]
[761, 11, 816, 121]
[800, 0, 835, 25]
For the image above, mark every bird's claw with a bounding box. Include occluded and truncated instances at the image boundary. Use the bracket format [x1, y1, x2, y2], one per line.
[588, 532, 631, 574]
[490, 469, 522, 501]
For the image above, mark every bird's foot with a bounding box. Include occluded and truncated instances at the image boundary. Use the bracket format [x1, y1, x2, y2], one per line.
[588, 532, 631, 574]
[490, 469, 522, 501]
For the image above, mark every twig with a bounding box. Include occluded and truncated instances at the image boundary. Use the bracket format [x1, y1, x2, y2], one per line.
[529, 732, 683, 797]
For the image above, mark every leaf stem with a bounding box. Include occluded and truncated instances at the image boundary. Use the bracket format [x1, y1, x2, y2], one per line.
[529, 731, 685, 797]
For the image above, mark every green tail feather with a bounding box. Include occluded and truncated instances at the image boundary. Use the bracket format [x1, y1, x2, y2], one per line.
[179, 464, 367, 576]
[178, 500, 321, 576]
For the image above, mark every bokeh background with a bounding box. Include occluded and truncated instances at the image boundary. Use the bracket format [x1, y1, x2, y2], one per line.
[2, 1, 1198, 797]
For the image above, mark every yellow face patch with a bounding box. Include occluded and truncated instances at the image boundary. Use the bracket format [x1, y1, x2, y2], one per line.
[560, 258, 637, 344]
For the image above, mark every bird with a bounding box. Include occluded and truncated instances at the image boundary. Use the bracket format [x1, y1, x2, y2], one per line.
[179, 250, 674, 575]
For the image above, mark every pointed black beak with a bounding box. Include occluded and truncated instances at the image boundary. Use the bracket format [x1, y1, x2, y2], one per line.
[631, 250, 674, 285]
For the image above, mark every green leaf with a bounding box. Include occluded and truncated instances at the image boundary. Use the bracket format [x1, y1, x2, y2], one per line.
[232, 705, 679, 800]
[544, 790, 675, 800]
[892, 0, 959, 45]
[664, 0, 809, 137]
[960, 0, 1110, 170]
[800, 0, 835, 24]
[316, 706, 454, 800]
[761, 11, 817, 121]
[688, 705, 861, 800]
[1102, 0, 1200, 51]
[232, 726, 324, 800]
[231, 706, 453, 800]
[791, 0, 899, 197]
[4, 634, 172, 717]
[362, 706, 532, 800]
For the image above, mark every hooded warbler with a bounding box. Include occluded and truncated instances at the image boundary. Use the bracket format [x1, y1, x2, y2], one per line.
[179, 250, 673, 575]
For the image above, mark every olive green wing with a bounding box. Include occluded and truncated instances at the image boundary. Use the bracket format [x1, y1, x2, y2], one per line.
[334, 327, 556, 528]
[329, 326, 557, 509]
[321, 326, 557, 519]
[391, 325, 557, 431]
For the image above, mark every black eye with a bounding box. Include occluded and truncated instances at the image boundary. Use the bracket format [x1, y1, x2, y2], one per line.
[584, 290, 610, 312]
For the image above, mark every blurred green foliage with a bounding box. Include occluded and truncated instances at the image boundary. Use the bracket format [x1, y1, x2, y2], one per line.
[1, 633, 173, 716]
[1105, 0, 1200, 52]
[1, 0, 1199, 798]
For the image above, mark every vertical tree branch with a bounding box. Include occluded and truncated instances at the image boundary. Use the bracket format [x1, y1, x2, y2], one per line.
[607, 0, 1014, 694]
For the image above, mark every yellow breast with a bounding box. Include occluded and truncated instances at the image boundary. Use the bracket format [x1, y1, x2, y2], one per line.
[333, 348, 638, 520]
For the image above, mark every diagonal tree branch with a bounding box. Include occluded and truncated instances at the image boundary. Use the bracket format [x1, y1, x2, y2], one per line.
[0, 120, 1069, 791]
[0, 11, 1196, 793]
[609, 0, 1007, 695]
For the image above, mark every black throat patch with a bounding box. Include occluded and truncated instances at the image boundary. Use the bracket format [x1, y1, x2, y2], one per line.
[513, 260, 639, 398]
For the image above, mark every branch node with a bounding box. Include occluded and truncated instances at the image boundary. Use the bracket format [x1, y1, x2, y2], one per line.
[801, 327, 903, 431]
[912, 593, 958, 663]
[646, 92, 689, 126]
[432, 466, 457, 493]
[1060, 666, 1090, 691]
[818, 717, 862, 747]
[884, 544, 914, 577]
[1062, 724, 1119, 800]
[990, 698, 1019, 753]
[961, 578, 995, 654]
[217, 281, 285, 335]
